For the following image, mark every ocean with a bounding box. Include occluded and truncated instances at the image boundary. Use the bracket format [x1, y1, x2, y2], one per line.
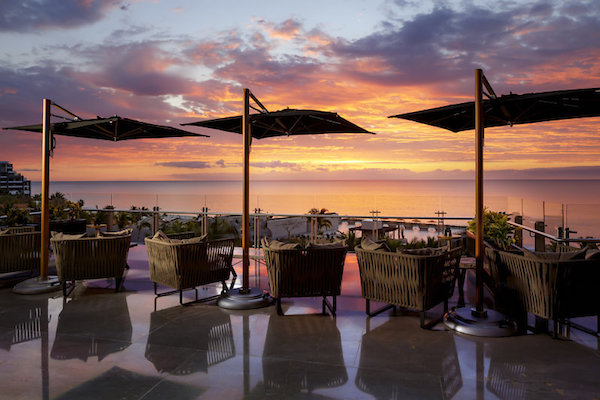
[32, 179, 600, 238]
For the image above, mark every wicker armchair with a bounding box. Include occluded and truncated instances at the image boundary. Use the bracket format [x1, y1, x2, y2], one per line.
[144, 237, 235, 305]
[356, 248, 450, 328]
[263, 242, 347, 316]
[51, 234, 132, 297]
[0, 231, 41, 275]
[486, 247, 600, 337]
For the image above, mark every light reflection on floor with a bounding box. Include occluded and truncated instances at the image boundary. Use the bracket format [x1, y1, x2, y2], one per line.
[0, 245, 599, 400]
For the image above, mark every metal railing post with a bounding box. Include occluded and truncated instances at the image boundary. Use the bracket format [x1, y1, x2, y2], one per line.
[152, 206, 160, 234]
[106, 208, 114, 232]
[534, 220, 545, 251]
[514, 215, 523, 247]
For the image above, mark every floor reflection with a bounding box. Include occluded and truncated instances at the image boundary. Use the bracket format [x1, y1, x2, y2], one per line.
[261, 314, 348, 398]
[355, 319, 462, 400]
[0, 296, 46, 351]
[52, 366, 204, 400]
[482, 335, 600, 399]
[145, 305, 235, 375]
[51, 292, 132, 362]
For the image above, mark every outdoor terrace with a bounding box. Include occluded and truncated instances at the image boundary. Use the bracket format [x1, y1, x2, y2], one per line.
[1, 245, 599, 400]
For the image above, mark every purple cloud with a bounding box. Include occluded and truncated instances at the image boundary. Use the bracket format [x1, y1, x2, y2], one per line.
[0, 0, 125, 32]
[155, 161, 211, 169]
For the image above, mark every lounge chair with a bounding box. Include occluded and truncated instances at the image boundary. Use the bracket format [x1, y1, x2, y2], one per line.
[486, 247, 600, 337]
[356, 246, 452, 328]
[145, 233, 235, 305]
[262, 239, 347, 316]
[0, 230, 41, 276]
[51, 231, 132, 297]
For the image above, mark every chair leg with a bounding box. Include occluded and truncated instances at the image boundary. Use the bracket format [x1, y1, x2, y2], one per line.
[179, 290, 183, 305]
[115, 277, 122, 293]
[276, 298, 283, 315]
[62, 281, 67, 298]
[366, 298, 396, 317]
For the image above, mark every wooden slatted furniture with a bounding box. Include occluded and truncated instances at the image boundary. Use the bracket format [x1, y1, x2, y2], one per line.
[356, 247, 452, 328]
[52, 232, 132, 297]
[145, 235, 235, 305]
[263, 240, 347, 316]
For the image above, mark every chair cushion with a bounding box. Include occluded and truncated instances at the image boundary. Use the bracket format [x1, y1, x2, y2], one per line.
[0, 229, 9, 236]
[523, 248, 587, 261]
[99, 228, 133, 237]
[585, 249, 600, 261]
[51, 231, 87, 240]
[360, 236, 390, 252]
[152, 230, 170, 241]
[400, 246, 446, 256]
[263, 238, 302, 250]
[307, 239, 346, 249]
[178, 234, 208, 245]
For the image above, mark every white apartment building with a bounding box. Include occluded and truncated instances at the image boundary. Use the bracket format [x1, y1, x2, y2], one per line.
[0, 161, 31, 195]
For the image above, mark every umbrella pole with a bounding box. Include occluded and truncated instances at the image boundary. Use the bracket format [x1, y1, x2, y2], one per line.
[40, 99, 51, 280]
[242, 88, 251, 292]
[13, 99, 61, 294]
[442, 70, 516, 336]
[474, 68, 486, 317]
[217, 89, 271, 310]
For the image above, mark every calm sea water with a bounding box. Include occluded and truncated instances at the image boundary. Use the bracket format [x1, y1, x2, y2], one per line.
[32, 179, 600, 236]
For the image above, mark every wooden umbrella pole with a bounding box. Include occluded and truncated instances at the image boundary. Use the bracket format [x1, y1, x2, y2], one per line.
[474, 69, 486, 316]
[40, 99, 51, 279]
[242, 88, 251, 292]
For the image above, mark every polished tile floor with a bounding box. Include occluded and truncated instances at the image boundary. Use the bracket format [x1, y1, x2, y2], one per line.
[1, 246, 599, 400]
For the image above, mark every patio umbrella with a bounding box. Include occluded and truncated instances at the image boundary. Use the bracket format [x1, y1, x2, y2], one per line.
[183, 88, 373, 309]
[390, 69, 600, 336]
[7, 115, 209, 141]
[3, 99, 207, 294]
[390, 87, 600, 132]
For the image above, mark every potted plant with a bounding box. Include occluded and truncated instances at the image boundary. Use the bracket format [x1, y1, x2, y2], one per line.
[467, 208, 516, 251]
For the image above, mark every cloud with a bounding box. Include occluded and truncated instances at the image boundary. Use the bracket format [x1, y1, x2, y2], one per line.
[251, 160, 302, 170]
[0, 0, 125, 32]
[324, 2, 600, 94]
[155, 161, 211, 169]
[259, 18, 302, 41]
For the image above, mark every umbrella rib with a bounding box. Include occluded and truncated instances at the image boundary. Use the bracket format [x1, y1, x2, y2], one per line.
[287, 115, 303, 133]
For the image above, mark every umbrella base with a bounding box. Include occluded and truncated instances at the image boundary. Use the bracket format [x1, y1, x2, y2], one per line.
[444, 307, 517, 337]
[217, 287, 272, 310]
[13, 276, 61, 295]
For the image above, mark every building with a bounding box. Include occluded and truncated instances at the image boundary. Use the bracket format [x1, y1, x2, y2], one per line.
[0, 161, 31, 195]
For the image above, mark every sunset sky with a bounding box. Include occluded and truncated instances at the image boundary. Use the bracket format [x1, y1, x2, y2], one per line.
[1, 0, 599, 181]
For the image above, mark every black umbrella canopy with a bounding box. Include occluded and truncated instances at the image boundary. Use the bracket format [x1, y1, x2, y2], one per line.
[390, 88, 600, 132]
[183, 108, 374, 139]
[5, 116, 207, 140]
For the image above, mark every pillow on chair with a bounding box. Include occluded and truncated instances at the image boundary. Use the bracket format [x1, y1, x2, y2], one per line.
[360, 236, 391, 252]
[152, 230, 170, 241]
[307, 239, 346, 249]
[99, 228, 133, 237]
[399, 246, 446, 256]
[263, 238, 302, 250]
[51, 231, 87, 240]
[178, 234, 208, 244]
